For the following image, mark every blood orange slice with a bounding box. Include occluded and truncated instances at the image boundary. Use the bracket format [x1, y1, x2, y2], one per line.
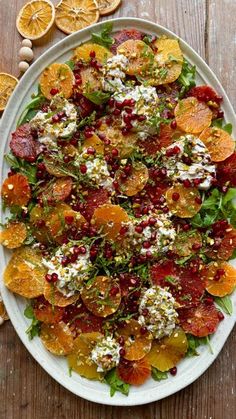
[178, 301, 220, 337]
[33, 297, 64, 324]
[117, 319, 152, 361]
[203, 261, 236, 297]
[217, 152, 236, 187]
[40, 321, 74, 355]
[207, 225, 236, 260]
[111, 29, 142, 54]
[1, 173, 31, 207]
[63, 301, 103, 334]
[10, 123, 41, 161]
[139, 124, 173, 155]
[174, 97, 212, 134]
[80, 187, 110, 221]
[117, 357, 151, 386]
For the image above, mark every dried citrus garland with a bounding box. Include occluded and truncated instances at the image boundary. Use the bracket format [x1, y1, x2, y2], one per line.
[1, 24, 236, 396]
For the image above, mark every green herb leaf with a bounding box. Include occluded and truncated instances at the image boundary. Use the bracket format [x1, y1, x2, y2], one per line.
[83, 90, 111, 105]
[77, 111, 96, 129]
[105, 368, 130, 397]
[151, 367, 168, 381]
[17, 95, 45, 127]
[214, 295, 233, 315]
[65, 60, 75, 70]
[24, 304, 41, 340]
[178, 58, 196, 97]
[5, 153, 37, 184]
[91, 22, 114, 49]
[186, 334, 211, 357]
[212, 119, 233, 135]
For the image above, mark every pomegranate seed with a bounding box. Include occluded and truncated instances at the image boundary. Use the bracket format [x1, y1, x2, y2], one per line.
[121, 127, 130, 136]
[28, 155, 36, 163]
[78, 246, 86, 254]
[111, 148, 119, 157]
[195, 196, 202, 204]
[172, 192, 180, 201]
[192, 243, 202, 250]
[113, 108, 121, 116]
[36, 219, 45, 228]
[87, 146, 96, 155]
[45, 274, 52, 282]
[149, 217, 156, 226]
[170, 120, 177, 129]
[75, 78, 82, 85]
[124, 164, 132, 174]
[90, 249, 98, 259]
[142, 308, 149, 316]
[137, 115, 147, 122]
[51, 273, 58, 282]
[221, 185, 228, 193]
[217, 268, 225, 276]
[84, 130, 93, 138]
[146, 250, 152, 259]
[50, 88, 59, 96]
[113, 180, 119, 190]
[119, 348, 126, 356]
[89, 50, 96, 58]
[143, 241, 151, 249]
[63, 155, 71, 163]
[61, 256, 69, 266]
[193, 178, 201, 186]
[218, 311, 224, 321]
[170, 367, 177, 376]
[183, 179, 191, 188]
[80, 164, 87, 174]
[217, 110, 224, 119]
[120, 172, 127, 180]
[140, 326, 147, 335]
[119, 226, 128, 235]
[183, 223, 190, 231]
[214, 273, 221, 281]
[37, 162, 45, 171]
[65, 215, 74, 224]
[182, 155, 192, 165]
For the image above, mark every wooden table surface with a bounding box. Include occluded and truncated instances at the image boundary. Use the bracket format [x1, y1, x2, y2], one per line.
[0, 0, 235, 418]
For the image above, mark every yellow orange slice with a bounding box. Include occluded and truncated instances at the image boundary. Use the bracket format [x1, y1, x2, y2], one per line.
[83, 133, 105, 154]
[199, 127, 235, 162]
[204, 261, 236, 297]
[0, 222, 27, 249]
[97, 0, 121, 16]
[0, 73, 18, 111]
[174, 97, 212, 134]
[150, 38, 183, 85]
[39, 63, 74, 100]
[92, 203, 129, 240]
[40, 321, 74, 355]
[55, 0, 99, 35]
[117, 39, 154, 76]
[44, 282, 80, 307]
[117, 319, 152, 361]
[165, 184, 202, 218]
[117, 163, 149, 197]
[73, 43, 112, 63]
[16, 0, 55, 40]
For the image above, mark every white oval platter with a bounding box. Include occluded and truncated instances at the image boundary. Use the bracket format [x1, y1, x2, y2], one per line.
[0, 18, 235, 406]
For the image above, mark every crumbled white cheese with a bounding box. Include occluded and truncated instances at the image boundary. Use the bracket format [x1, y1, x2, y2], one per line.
[102, 54, 128, 93]
[163, 135, 216, 190]
[91, 335, 121, 372]
[75, 151, 113, 191]
[138, 286, 178, 339]
[42, 244, 91, 297]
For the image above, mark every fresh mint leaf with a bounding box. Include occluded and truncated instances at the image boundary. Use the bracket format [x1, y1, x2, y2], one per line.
[186, 334, 211, 357]
[5, 153, 37, 184]
[65, 60, 75, 70]
[83, 90, 111, 105]
[91, 22, 114, 49]
[212, 119, 233, 135]
[105, 368, 130, 397]
[17, 95, 45, 127]
[178, 58, 196, 97]
[214, 295, 233, 315]
[24, 304, 41, 340]
[24, 305, 34, 319]
[151, 367, 168, 381]
[223, 123, 233, 135]
[222, 188, 236, 206]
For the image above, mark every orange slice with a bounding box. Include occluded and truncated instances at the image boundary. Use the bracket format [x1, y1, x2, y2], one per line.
[204, 261, 236, 297]
[145, 328, 188, 372]
[39, 63, 74, 100]
[40, 177, 73, 203]
[117, 163, 149, 197]
[92, 203, 129, 240]
[46, 203, 86, 243]
[55, 0, 99, 35]
[207, 226, 236, 261]
[98, 121, 137, 158]
[30, 204, 53, 244]
[16, 0, 55, 40]
[149, 38, 183, 85]
[0, 73, 18, 111]
[1, 173, 31, 207]
[199, 127, 235, 162]
[117, 39, 154, 76]
[83, 133, 105, 154]
[117, 357, 151, 386]
[79, 66, 102, 93]
[0, 222, 27, 249]
[44, 282, 80, 307]
[117, 319, 152, 361]
[174, 97, 212, 134]
[0, 300, 9, 321]
[40, 321, 74, 355]
[73, 43, 112, 63]
[173, 230, 202, 257]
[81, 275, 121, 317]
[4, 247, 46, 298]
[67, 332, 104, 379]
[165, 184, 201, 218]
[97, 0, 121, 16]
[33, 298, 64, 324]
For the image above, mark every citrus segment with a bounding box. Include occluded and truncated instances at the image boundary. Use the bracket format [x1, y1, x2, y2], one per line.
[145, 328, 188, 371]
[178, 301, 220, 337]
[73, 43, 112, 63]
[34, 297, 64, 324]
[0, 73, 18, 111]
[40, 321, 74, 355]
[92, 203, 129, 239]
[118, 163, 149, 197]
[117, 39, 153, 76]
[0, 222, 27, 249]
[203, 261, 236, 297]
[174, 97, 212, 134]
[117, 357, 151, 386]
[98, 122, 137, 158]
[55, 0, 99, 35]
[117, 319, 152, 361]
[81, 276, 121, 317]
[67, 332, 104, 379]
[83, 133, 105, 154]
[4, 247, 46, 298]
[173, 230, 202, 257]
[165, 184, 201, 218]
[80, 187, 110, 221]
[150, 38, 183, 85]
[10, 123, 41, 161]
[39, 63, 74, 100]
[16, 0, 55, 40]
[44, 282, 80, 307]
[199, 127, 235, 162]
[1, 174, 31, 207]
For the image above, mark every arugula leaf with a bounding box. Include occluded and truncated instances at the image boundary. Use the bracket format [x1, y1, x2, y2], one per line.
[91, 22, 114, 49]
[17, 95, 45, 127]
[151, 367, 168, 381]
[214, 295, 233, 315]
[178, 58, 196, 97]
[65, 60, 75, 70]
[77, 111, 96, 129]
[24, 304, 41, 340]
[186, 334, 211, 357]
[105, 368, 130, 397]
[5, 153, 37, 184]
[83, 90, 111, 105]
[212, 118, 233, 135]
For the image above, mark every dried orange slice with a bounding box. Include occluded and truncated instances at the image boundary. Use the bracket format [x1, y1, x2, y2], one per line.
[73, 43, 112, 63]
[149, 38, 183, 85]
[174, 97, 212, 134]
[165, 184, 201, 218]
[98, 121, 137, 158]
[0, 222, 27, 249]
[39, 63, 74, 100]
[117, 39, 154, 76]
[117, 319, 152, 361]
[145, 328, 188, 372]
[97, 0, 121, 16]
[0, 300, 9, 321]
[83, 133, 105, 154]
[4, 247, 46, 298]
[203, 261, 236, 297]
[81, 276, 121, 317]
[67, 332, 104, 379]
[55, 0, 99, 35]
[16, 0, 55, 40]
[0, 73, 18, 111]
[92, 203, 129, 240]
[117, 357, 151, 386]
[117, 163, 149, 197]
[44, 282, 80, 307]
[1, 174, 31, 207]
[40, 321, 74, 355]
[199, 127, 235, 162]
[173, 230, 202, 257]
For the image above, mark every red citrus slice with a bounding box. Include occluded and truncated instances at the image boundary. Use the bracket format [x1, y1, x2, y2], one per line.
[178, 301, 220, 337]
[33, 297, 65, 324]
[139, 124, 173, 155]
[217, 152, 236, 187]
[63, 301, 103, 335]
[10, 123, 41, 161]
[207, 225, 236, 260]
[187, 85, 222, 104]
[117, 357, 151, 386]
[80, 187, 110, 221]
[111, 28, 142, 53]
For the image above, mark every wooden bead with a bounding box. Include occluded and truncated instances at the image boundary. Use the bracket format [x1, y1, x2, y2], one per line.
[19, 46, 34, 62]
[21, 39, 33, 48]
[19, 61, 30, 73]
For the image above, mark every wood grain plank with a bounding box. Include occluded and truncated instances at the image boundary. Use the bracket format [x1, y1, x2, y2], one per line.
[0, 1, 235, 418]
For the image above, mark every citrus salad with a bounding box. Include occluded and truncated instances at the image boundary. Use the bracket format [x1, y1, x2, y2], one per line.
[1, 23, 236, 396]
